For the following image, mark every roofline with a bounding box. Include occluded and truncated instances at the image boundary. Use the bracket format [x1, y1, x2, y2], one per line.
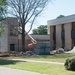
[47, 14, 75, 26]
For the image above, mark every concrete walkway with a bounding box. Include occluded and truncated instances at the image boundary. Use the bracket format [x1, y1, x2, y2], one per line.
[10, 59, 64, 65]
[0, 66, 45, 75]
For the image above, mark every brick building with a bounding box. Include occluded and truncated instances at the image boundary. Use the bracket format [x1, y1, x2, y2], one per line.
[0, 17, 50, 52]
[18, 34, 50, 51]
[0, 17, 18, 52]
[47, 14, 75, 50]
[0, 17, 34, 52]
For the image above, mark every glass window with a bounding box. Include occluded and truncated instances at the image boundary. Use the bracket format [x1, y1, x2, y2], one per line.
[10, 44, 15, 51]
[10, 26, 18, 36]
[54, 26, 56, 32]
[62, 24, 64, 31]
[72, 22, 75, 30]
[72, 39, 75, 45]
[62, 39, 65, 48]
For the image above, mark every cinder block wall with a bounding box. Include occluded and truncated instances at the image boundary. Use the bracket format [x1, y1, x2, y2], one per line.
[0, 25, 8, 52]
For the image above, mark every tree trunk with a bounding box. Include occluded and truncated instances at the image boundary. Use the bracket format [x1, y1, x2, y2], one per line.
[22, 24, 25, 52]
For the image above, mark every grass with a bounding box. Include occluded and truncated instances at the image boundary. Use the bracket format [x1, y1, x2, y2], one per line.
[5, 53, 75, 63]
[0, 59, 75, 75]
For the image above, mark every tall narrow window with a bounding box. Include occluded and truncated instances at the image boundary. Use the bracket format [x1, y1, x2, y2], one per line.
[62, 24, 64, 31]
[72, 22, 75, 48]
[72, 22, 75, 30]
[72, 39, 75, 48]
[53, 26, 56, 49]
[54, 26, 56, 32]
[61, 24, 65, 48]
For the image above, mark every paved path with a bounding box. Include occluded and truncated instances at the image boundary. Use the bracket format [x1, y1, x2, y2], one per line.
[10, 59, 64, 65]
[0, 66, 45, 75]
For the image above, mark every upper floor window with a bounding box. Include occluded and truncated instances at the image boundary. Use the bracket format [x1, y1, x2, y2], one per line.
[62, 24, 65, 31]
[54, 26, 56, 32]
[10, 26, 18, 36]
[53, 26, 56, 40]
[72, 22, 75, 30]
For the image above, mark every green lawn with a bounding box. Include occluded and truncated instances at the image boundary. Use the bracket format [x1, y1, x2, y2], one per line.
[7, 53, 75, 62]
[0, 59, 75, 75]
[0, 54, 75, 75]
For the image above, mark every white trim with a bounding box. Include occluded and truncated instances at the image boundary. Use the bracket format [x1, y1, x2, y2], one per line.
[47, 14, 75, 26]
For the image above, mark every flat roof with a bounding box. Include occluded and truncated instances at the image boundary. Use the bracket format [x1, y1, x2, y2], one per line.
[30, 35, 50, 40]
[47, 14, 75, 26]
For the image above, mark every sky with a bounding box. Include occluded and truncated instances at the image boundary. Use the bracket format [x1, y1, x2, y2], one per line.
[26, 0, 75, 33]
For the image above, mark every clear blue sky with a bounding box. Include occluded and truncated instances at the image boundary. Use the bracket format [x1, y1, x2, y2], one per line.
[26, 0, 75, 33]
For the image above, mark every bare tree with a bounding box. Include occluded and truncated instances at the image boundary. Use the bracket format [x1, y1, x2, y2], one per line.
[7, 0, 51, 52]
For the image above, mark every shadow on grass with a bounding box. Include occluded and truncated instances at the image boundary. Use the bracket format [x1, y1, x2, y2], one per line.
[0, 59, 20, 65]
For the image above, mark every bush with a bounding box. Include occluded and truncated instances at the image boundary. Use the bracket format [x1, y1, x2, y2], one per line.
[64, 56, 75, 71]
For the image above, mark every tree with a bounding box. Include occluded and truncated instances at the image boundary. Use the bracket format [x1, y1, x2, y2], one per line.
[32, 29, 38, 34]
[0, 23, 5, 35]
[0, 0, 7, 34]
[57, 15, 65, 19]
[8, 0, 51, 52]
[0, 0, 7, 20]
[32, 25, 47, 34]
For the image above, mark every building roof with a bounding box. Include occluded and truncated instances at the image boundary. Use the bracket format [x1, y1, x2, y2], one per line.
[47, 14, 75, 26]
[18, 34, 50, 42]
[29, 35, 50, 40]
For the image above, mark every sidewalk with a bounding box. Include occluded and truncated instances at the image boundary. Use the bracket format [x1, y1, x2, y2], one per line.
[9, 58, 64, 65]
[0, 66, 45, 75]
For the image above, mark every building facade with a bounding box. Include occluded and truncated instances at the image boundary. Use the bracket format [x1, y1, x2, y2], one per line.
[0, 17, 18, 52]
[47, 14, 75, 50]
[18, 34, 50, 51]
[0, 17, 50, 53]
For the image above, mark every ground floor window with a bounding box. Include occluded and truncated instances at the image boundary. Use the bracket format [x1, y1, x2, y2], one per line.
[53, 40, 56, 50]
[72, 39, 75, 49]
[62, 39, 65, 48]
[10, 44, 15, 51]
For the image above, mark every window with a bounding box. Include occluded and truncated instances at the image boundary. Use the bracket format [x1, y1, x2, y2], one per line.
[10, 27, 13, 35]
[53, 40, 56, 50]
[54, 26, 56, 32]
[61, 24, 65, 48]
[71, 22, 75, 43]
[62, 39, 65, 48]
[62, 24, 64, 31]
[10, 26, 18, 36]
[10, 44, 15, 51]
[53, 26, 56, 40]
[53, 26, 56, 49]
[71, 39, 75, 49]
[72, 22, 75, 30]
